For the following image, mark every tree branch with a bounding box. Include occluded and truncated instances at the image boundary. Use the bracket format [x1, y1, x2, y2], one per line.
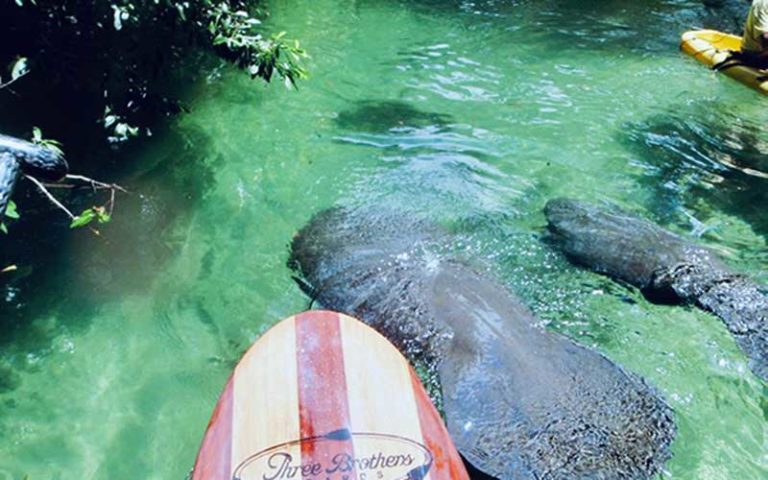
[0, 70, 29, 91]
[64, 174, 129, 193]
[24, 174, 76, 219]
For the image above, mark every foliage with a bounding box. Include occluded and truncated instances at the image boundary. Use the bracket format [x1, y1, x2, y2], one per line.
[70, 206, 111, 229]
[208, 4, 308, 87]
[0, 56, 29, 89]
[31, 126, 63, 156]
[0, 0, 307, 143]
[0, 1, 305, 242]
[0, 128, 125, 237]
[0, 200, 19, 235]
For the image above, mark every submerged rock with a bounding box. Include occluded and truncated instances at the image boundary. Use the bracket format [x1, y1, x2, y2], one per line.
[289, 207, 675, 480]
[0, 134, 68, 181]
[0, 134, 68, 215]
[545, 197, 768, 381]
[0, 153, 20, 217]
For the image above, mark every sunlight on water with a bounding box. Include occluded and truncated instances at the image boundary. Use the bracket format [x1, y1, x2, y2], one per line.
[1, 0, 766, 478]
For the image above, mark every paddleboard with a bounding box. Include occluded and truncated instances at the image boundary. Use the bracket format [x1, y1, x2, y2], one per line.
[191, 310, 469, 480]
[681, 29, 768, 94]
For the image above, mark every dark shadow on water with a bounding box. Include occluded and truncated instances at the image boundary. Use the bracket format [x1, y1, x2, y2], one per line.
[621, 104, 768, 237]
[0, 125, 220, 389]
[335, 99, 453, 133]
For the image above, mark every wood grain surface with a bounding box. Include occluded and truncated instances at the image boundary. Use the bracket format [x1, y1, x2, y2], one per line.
[192, 310, 469, 480]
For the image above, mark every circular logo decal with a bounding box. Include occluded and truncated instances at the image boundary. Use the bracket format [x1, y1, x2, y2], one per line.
[233, 428, 432, 480]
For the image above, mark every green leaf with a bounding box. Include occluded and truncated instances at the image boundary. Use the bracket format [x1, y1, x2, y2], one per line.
[32, 126, 42, 143]
[5, 200, 19, 219]
[70, 209, 97, 229]
[95, 208, 111, 224]
[0, 222, 7, 234]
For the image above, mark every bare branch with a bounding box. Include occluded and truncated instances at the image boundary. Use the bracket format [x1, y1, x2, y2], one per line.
[24, 174, 76, 219]
[0, 70, 29, 91]
[108, 188, 116, 216]
[65, 174, 129, 193]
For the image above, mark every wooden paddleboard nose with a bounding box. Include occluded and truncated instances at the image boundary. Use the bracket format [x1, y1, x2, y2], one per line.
[192, 310, 469, 480]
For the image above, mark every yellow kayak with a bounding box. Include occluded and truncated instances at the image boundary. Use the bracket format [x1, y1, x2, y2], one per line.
[680, 29, 768, 94]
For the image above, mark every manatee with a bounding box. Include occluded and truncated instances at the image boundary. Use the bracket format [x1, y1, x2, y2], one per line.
[289, 207, 675, 480]
[545, 197, 768, 381]
[334, 100, 453, 133]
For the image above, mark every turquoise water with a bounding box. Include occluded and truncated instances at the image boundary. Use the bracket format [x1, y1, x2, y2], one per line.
[1, 0, 767, 478]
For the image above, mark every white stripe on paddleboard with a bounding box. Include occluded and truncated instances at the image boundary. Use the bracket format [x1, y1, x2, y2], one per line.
[339, 314, 429, 479]
[231, 316, 301, 479]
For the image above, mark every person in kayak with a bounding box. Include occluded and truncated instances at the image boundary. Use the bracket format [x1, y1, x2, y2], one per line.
[713, 0, 768, 71]
[742, 0, 768, 61]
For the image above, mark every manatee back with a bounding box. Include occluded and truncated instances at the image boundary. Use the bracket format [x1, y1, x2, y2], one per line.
[545, 198, 700, 288]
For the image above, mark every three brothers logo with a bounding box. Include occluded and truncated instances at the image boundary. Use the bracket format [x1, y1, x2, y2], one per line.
[233, 429, 432, 480]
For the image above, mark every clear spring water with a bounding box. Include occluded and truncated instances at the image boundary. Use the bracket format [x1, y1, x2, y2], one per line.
[1, 0, 766, 478]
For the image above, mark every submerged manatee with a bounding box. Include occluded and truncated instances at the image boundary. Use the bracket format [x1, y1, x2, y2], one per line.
[289, 207, 675, 479]
[545, 198, 768, 381]
[334, 100, 453, 133]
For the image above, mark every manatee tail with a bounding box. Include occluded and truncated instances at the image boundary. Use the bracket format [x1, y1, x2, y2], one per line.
[692, 277, 768, 380]
[430, 264, 676, 480]
[653, 266, 768, 380]
[439, 344, 536, 478]
[545, 197, 768, 382]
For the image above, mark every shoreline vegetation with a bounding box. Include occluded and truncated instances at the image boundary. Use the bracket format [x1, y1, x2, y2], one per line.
[0, 0, 307, 243]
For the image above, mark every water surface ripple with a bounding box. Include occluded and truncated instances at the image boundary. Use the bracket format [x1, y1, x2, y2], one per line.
[0, 0, 766, 478]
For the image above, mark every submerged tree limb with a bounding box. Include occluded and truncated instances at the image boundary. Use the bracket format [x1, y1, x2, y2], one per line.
[1, 134, 127, 236]
[24, 173, 128, 232]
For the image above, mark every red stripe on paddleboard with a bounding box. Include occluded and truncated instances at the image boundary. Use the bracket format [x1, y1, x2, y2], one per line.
[295, 311, 357, 479]
[409, 369, 469, 480]
[192, 376, 234, 480]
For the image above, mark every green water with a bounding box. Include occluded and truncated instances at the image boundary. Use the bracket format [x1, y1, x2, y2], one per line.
[1, 0, 767, 478]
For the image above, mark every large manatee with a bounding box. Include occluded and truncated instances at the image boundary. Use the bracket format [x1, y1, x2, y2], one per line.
[545, 197, 768, 381]
[289, 207, 675, 479]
